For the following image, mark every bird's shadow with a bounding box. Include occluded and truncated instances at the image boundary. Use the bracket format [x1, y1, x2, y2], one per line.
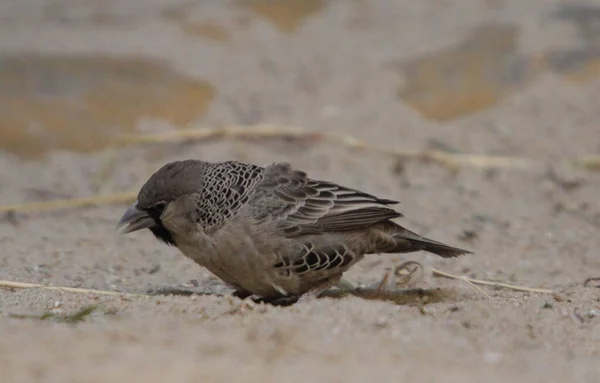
[145, 285, 453, 307]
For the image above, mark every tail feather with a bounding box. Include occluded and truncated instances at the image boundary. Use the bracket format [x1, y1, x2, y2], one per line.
[403, 237, 472, 258]
[374, 221, 472, 258]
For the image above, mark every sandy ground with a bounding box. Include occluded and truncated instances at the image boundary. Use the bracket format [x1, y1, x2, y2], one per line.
[1, 1, 600, 382]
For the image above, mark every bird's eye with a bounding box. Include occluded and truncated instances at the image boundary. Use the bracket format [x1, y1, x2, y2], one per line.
[153, 201, 167, 212]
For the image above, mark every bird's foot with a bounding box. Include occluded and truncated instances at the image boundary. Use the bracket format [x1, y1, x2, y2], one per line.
[233, 278, 351, 307]
[231, 289, 254, 300]
[231, 291, 301, 306]
[252, 295, 300, 307]
[297, 279, 342, 304]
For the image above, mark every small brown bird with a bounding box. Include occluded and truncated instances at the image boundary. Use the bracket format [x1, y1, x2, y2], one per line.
[117, 160, 471, 302]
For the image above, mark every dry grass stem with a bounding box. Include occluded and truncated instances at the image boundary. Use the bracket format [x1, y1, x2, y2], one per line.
[118, 125, 536, 170]
[573, 155, 600, 171]
[462, 278, 494, 300]
[432, 268, 554, 294]
[118, 125, 314, 145]
[0, 191, 137, 214]
[0, 280, 145, 298]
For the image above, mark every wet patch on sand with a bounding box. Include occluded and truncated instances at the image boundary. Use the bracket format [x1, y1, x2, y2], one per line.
[0, 55, 214, 159]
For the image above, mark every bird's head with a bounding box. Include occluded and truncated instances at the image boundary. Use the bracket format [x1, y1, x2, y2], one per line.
[116, 160, 206, 245]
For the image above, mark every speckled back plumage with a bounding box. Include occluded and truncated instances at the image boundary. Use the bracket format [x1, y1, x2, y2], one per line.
[189, 161, 264, 233]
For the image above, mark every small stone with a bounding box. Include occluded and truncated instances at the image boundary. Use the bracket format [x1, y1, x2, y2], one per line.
[375, 317, 388, 327]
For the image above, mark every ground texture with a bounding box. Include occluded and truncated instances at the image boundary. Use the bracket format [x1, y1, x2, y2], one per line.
[1, 1, 599, 382]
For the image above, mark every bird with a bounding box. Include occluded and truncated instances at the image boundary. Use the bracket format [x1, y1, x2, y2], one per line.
[117, 159, 472, 303]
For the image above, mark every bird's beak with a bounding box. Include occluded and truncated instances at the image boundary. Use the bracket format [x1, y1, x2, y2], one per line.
[116, 202, 156, 234]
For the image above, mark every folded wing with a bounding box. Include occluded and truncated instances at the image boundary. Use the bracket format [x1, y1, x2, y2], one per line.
[250, 163, 402, 237]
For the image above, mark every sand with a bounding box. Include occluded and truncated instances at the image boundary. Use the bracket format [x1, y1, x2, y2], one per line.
[1, 1, 599, 382]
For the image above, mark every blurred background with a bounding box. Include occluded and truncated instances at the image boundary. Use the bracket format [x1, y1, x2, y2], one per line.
[1, 1, 599, 382]
[2, 0, 600, 160]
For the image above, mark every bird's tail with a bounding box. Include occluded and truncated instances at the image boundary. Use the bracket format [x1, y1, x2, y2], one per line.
[373, 221, 472, 258]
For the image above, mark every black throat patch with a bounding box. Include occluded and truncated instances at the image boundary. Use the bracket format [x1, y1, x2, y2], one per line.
[144, 206, 176, 246]
[149, 224, 176, 246]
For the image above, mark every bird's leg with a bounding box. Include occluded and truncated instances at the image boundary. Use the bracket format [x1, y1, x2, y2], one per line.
[297, 278, 342, 304]
[241, 278, 351, 307]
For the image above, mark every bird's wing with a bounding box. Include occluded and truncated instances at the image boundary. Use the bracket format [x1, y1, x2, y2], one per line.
[250, 163, 402, 237]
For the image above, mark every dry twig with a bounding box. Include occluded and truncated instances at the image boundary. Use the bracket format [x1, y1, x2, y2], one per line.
[117, 124, 536, 170]
[573, 155, 600, 171]
[0, 191, 137, 214]
[431, 268, 554, 294]
[0, 280, 145, 298]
